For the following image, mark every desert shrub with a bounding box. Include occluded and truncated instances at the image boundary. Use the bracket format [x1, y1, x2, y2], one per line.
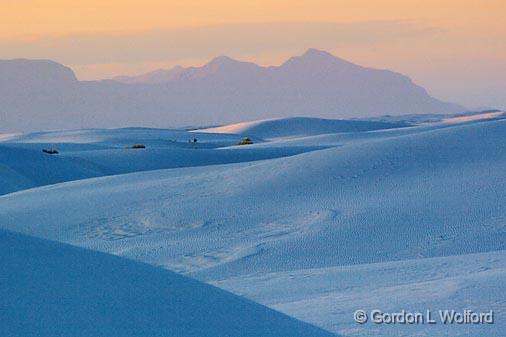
[237, 137, 253, 145]
[129, 144, 146, 149]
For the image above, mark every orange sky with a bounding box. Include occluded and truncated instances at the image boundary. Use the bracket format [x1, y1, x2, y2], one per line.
[2, 0, 504, 36]
[1, 0, 505, 108]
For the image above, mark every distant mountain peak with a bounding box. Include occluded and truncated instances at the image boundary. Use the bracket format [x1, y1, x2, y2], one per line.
[0, 58, 78, 87]
[0, 51, 466, 131]
[208, 55, 238, 65]
[190, 55, 262, 78]
[301, 48, 335, 58]
[204, 55, 259, 71]
[282, 48, 355, 69]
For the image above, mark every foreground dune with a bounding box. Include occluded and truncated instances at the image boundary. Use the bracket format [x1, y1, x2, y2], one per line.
[0, 229, 336, 337]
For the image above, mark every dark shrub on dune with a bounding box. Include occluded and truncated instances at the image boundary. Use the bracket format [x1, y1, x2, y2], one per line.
[237, 137, 253, 145]
[128, 144, 146, 149]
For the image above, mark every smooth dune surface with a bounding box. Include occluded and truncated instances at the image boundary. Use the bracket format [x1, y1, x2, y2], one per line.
[1, 115, 505, 336]
[0, 229, 337, 337]
[194, 117, 409, 139]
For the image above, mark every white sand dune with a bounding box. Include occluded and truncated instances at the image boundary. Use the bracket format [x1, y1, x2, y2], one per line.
[0, 127, 325, 195]
[1, 116, 505, 336]
[0, 229, 336, 337]
[443, 111, 504, 124]
[216, 250, 506, 337]
[195, 117, 409, 139]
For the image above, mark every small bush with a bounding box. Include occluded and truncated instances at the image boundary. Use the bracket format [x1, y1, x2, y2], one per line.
[237, 137, 253, 145]
[42, 149, 59, 155]
[129, 144, 146, 149]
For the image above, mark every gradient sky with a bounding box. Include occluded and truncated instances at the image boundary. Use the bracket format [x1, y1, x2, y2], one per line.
[2, 0, 505, 109]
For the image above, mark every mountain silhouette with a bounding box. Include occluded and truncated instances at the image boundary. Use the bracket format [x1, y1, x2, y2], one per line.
[0, 49, 464, 131]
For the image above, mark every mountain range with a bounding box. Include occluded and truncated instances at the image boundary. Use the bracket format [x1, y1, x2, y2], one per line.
[0, 49, 465, 131]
